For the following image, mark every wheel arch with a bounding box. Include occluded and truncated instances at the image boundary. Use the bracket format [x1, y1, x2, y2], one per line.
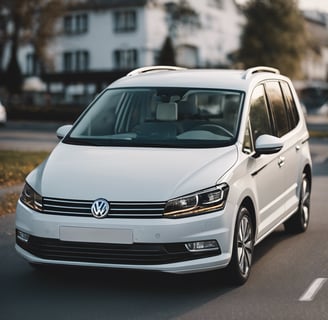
[303, 164, 312, 190]
[240, 196, 256, 237]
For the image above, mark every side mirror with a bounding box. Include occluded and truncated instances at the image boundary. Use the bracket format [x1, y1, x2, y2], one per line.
[56, 125, 73, 139]
[255, 134, 283, 155]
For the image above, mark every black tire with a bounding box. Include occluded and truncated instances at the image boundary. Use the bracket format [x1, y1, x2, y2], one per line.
[284, 173, 311, 234]
[227, 206, 254, 286]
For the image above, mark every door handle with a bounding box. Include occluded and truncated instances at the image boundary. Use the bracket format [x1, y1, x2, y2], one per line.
[278, 156, 285, 168]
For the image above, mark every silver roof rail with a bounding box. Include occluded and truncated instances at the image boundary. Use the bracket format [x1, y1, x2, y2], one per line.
[126, 65, 186, 77]
[243, 66, 280, 79]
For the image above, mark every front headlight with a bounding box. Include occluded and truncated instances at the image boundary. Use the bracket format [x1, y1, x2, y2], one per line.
[163, 184, 229, 218]
[20, 183, 43, 212]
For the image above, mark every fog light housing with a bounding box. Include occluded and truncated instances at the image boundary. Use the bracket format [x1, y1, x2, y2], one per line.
[185, 240, 219, 252]
[16, 230, 30, 243]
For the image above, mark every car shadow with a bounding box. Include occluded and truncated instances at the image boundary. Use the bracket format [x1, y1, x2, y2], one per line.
[23, 259, 237, 319]
[8, 225, 307, 320]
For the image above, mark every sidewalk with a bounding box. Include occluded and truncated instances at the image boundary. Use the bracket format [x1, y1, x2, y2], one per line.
[0, 184, 23, 197]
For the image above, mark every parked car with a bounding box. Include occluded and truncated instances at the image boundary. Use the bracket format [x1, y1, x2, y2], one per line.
[317, 101, 328, 116]
[0, 99, 7, 125]
[16, 66, 312, 285]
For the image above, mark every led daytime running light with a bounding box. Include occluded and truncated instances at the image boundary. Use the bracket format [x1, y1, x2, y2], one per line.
[164, 184, 229, 218]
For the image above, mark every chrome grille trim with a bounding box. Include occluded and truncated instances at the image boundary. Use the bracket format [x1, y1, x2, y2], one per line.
[42, 197, 166, 218]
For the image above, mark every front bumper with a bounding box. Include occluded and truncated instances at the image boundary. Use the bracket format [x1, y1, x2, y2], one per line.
[15, 200, 234, 273]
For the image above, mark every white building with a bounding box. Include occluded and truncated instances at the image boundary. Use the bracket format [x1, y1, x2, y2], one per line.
[301, 10, 328, 82]
[12, 0, 244, 104]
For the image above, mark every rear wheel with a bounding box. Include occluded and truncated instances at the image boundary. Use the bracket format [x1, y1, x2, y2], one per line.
[227, 206, 254, 285]
[284, 173, 311, 234]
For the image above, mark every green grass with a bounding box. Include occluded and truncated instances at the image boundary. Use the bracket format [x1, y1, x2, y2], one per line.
[0, 150, 49, 187]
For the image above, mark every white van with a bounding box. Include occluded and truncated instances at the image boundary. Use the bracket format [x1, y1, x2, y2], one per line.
[16, 66, 312, 285]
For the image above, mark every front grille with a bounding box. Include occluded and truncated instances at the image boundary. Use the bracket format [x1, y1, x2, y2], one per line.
[17, 235, 220, 265]
[42, 197, 166, 218]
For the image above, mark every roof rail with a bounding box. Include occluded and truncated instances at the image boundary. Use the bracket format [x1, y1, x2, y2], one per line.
[126, 65, 186, 77]
[243, 66, 280, 79]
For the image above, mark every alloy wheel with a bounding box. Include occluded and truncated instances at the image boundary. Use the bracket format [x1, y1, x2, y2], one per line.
[237, 214, 253, 277]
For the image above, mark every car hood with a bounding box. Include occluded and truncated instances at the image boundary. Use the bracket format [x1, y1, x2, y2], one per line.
[27, 142, 238, 201]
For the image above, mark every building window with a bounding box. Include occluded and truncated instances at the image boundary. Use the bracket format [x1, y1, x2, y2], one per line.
[63, 51, 89, 72]
[63, 52, 73, 71]
[114, 11, 137, 32]
[114, 49, 138, 69]
[207, 0, 223, 9]
[76, 14, 88, 33]
[26, 53, 40, 75]
[75, 51, 89, 71]
[176, 45, 199, 67]
[64, 15, 73, 34]
[64, 13, 88, 34]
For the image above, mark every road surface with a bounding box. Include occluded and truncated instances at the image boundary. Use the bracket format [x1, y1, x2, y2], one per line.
[0, 122, 327, 319]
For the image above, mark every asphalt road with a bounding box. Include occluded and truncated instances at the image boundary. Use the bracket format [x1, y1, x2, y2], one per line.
[0, 122, 327, 320]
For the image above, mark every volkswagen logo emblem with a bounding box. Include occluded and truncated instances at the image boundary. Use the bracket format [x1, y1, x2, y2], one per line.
[91, 199, 110, 218]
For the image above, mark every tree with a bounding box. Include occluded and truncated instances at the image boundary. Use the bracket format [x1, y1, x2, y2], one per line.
[164, 0, 200, 39]
[158, 36, 176, 66]
[161, 0, 200, 67]
[0, 0, 67, 93]
[237, 0, 307, 79]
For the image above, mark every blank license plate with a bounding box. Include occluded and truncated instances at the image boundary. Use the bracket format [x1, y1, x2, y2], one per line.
[59, 226, 133, 244]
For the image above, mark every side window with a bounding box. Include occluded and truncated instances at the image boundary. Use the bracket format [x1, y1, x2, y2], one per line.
[280, 81, 300, 129]
[249, 85, 273, 142]
[243, 120, 253, 154]
[265, 81, 289, 137]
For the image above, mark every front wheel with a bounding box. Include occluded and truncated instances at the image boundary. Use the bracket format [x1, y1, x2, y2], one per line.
[284, 173, 311, 234]
[227, 206, 254, 285]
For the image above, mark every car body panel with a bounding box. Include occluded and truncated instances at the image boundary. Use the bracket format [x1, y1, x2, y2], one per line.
[27, 143, 238, 201]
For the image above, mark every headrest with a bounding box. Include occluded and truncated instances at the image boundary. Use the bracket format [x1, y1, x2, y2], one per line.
[156, 102, 178, 121]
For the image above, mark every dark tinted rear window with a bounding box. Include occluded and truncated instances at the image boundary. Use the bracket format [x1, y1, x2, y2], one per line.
[265, 81, 289, 137]
[280, 81, 300, 129]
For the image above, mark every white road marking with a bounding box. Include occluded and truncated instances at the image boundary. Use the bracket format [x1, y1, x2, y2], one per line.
[299, 278, 328, 302]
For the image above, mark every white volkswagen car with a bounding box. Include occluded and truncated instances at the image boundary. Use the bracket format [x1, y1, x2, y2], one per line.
[16, 66, 312, 285]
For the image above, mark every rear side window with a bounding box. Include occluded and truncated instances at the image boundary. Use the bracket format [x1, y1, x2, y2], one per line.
[280, 81, 300, 129]
[265, 81, 289, 137]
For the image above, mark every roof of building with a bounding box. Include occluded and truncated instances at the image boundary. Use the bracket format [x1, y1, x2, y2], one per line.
[68, 0, 148, 11]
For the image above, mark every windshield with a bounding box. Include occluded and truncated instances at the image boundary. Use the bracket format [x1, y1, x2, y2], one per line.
[65, 87, 243, 148]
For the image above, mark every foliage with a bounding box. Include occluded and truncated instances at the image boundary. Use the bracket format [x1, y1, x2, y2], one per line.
[21, 0, 67, 72]
[0, 0, 68, 93]
[165, 0, 200, 35]
[0, 150, 49, 187]
[0, 192, 20, 216]
[158, 36, 176, 66]
[238, 0, 307, 79]
[5, 51, 23, 93]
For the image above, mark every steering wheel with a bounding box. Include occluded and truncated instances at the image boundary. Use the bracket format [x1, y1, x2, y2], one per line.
[191, 123, 234, 137]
